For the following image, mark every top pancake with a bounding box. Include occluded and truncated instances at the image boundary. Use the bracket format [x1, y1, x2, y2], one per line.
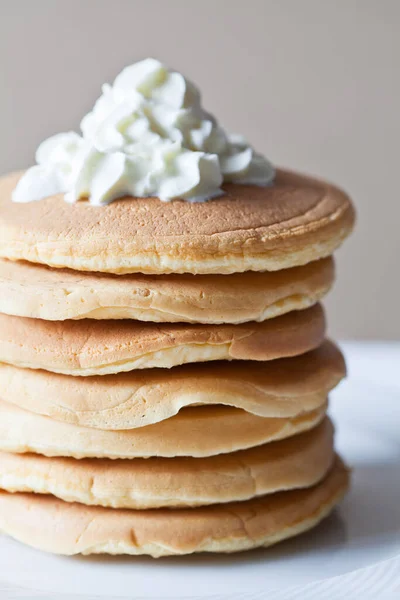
[0, 169, 355, 275]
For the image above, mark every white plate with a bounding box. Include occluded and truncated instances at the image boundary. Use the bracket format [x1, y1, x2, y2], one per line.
[0, 342, 399, 599]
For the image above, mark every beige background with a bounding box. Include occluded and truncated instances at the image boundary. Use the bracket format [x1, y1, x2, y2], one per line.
[0, 0, 398, 339]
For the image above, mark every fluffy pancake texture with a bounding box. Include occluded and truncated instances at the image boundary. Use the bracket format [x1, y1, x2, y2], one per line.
[0, 398, 327, 459]
[0, 304, 325, 375]
[0, 418, 334, 508]
[0, 340, 345, 429]
[0, 256, 334, 323]
[0, 456, 349, 556]
[0, 170, 355, 274]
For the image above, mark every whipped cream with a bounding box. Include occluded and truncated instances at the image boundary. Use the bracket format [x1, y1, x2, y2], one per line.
[13, 58, 275, 205]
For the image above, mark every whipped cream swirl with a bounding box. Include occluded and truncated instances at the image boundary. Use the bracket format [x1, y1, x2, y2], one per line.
[13, 58, 275, 205]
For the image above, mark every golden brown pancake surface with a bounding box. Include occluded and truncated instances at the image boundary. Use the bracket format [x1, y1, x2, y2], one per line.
[0, 340, 345, 429]
[0, 398, 327, 458]
[0, 256, 334, 322]
[0, 456, 349, 556]
[0, 304, 326, 375]
[0, 418, 334, 508]
[0, 170, 355, 274]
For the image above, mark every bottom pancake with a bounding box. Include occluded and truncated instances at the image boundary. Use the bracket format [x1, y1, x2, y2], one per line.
[0, 418, 334, 508]
[0, 456, 349, 557]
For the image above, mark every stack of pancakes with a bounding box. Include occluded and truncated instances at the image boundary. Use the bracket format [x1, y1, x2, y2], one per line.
[0, 169, 355, 557]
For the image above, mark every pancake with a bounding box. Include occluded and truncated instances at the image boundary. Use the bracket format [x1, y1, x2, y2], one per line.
[0, 304, 325, 376]
[0, 256, 334, 323]
[0, 340, 345, 429]
[0, 398, 327, 459]
[0, 169, 355, 275]
[0, 456, 349, 556]
[0, 418, 334, 509]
